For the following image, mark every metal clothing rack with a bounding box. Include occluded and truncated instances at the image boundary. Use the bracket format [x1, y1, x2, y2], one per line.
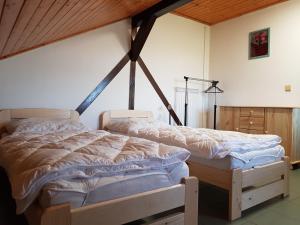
[184, 76, 223, 129]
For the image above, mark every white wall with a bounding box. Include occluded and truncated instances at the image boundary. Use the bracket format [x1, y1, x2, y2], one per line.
[210, 0, 300, 109]
[0, 14, 210, 129]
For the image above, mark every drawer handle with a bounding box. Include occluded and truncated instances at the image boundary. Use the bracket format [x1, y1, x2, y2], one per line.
[249, 121, 254, 125]
[265, 130, 268, 134]
[235, 128, 239, 131]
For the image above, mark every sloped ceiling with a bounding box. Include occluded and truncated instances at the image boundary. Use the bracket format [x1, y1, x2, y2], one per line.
[0, 0, 286, 60]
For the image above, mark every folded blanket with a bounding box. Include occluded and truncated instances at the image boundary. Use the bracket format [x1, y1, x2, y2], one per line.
[0, 129, 190, 213]
[106, 120, 283, 160]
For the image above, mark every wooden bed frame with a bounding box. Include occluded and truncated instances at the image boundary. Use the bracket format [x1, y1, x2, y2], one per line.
[100, 109, 290, 221]
[0, 108, 198, 225]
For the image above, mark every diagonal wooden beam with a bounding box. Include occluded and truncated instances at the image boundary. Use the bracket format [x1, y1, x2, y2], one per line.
[132, 0, 192, 28]
[128, 61, 136, 110]
[129, 16, 156, 61]
[76, 54, 130, 115]
[137, 57, 182, 126]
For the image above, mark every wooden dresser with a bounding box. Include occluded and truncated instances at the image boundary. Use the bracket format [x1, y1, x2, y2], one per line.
[219, 106, 300, 165]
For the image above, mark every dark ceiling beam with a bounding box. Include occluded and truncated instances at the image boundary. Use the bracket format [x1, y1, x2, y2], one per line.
[132, 0, 192, 28]
[138, 56, 182, 126]
[128, 61, 136, 110]
[129, 16, 156, 61]
[76, 54, 130, 115]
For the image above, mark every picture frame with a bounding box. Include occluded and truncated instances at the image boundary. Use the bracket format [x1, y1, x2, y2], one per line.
[249, 28, 270, 59]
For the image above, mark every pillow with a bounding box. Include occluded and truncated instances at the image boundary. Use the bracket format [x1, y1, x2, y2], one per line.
[106, 118, 157, 134]
[5, 118, 89, 134]
[106, 119, 134, 134]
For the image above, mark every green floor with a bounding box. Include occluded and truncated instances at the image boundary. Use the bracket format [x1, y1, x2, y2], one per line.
[199, 169, 300, 225]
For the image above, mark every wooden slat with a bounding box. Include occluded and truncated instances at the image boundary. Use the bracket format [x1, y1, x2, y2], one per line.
[12, 0, 56, 52]
[241, 180, 284, 211]
[188, 161, 232, 190]
[9, 108, 79, 120]
[71, 184, 185, 225]
[65, 0, 129, 36]
[20, 0, 68, 50]
[31, 0, 84, 45]
[2, 0, 41, 56]
[175, 0, 287, 25]
[0, 0, 287, 60]
[42, 0, 99, 43]
[0, 0, 24, 54]
[242, 160, 286, 188]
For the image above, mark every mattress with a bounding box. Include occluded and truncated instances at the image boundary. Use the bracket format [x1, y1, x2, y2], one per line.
[106, 119, 283, 160]
[189, 146, 284, 170]
[38, 162, 189, 209]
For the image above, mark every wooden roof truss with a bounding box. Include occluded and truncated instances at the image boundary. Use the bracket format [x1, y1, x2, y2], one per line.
[76, 0, 192, 125]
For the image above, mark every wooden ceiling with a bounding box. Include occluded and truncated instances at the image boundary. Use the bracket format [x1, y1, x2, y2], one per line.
[0, 0, 287, 60]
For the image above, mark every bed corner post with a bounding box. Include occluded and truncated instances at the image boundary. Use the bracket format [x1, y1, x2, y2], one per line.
[229, 169, 242, 221]
[183, 176, 198, 225]
[41, 204, 71, 225]
[283, 156, 290, 197]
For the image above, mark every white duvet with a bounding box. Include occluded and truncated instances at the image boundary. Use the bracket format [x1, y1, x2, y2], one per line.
[106, 119, 283, 160]
[0, 119, 190, 213]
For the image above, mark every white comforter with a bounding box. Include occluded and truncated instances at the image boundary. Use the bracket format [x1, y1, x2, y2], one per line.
[106, 120, 283, 160]
[0, 129, 190, 213]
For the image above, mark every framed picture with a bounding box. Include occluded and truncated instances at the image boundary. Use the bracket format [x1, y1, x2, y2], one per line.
[249, 28, 270, 59]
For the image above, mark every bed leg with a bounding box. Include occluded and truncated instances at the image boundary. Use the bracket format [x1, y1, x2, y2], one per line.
[183, 176, 199, 225]
[41, 204, 71, 225]
[229, 169, 242, 221]
[283, 156, 290, 197]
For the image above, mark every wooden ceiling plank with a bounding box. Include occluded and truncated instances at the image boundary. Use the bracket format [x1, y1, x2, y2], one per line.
[0, 0, 24, 54]
[208, 0, 286, 24]
[48, 0, 103, 41]
[46, 0, 99, 42]
[132, 0, 192, 27]
[12, 0, 57, 52]
[65, 0, 123, 37]
[0, 0, 288, 60]
[0, 18, 122, 60]
[2, 0, 42, 56]
[37, 0, 94, 45]
[67, 0, 158, 39]
[175, 0, 287, 24]
[31, 0, 84, 47]
[20, 0, 68, 50]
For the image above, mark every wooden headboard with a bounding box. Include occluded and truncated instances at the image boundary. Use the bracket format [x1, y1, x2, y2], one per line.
[100, 110, 153, 130]
[0, 108, 79, 132]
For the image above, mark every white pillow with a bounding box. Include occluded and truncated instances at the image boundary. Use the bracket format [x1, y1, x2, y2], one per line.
[5, 118, 88, 134]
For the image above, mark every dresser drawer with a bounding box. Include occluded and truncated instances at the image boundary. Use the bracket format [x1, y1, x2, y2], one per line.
[240, 108, 265, 117]
[240, 116, 265, 130]
[239, 129, 265, 134]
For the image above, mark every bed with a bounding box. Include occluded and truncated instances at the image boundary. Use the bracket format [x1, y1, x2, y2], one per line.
[0, 108, 198, 225]
[100, 110, 289, 221]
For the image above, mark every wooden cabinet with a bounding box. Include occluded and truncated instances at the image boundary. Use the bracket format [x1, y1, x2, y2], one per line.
[219, 106, 300, 164]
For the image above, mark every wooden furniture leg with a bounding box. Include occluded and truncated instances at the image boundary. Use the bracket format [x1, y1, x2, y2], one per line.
[283, 156, 290, 197]
[183, 177, 199, 225]
[229, 169, 242, 221]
